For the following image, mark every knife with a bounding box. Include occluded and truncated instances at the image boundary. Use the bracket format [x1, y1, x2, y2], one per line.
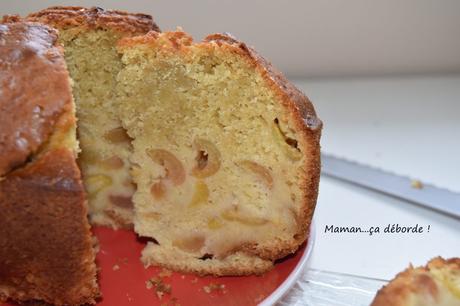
[321, 153, 460, 219]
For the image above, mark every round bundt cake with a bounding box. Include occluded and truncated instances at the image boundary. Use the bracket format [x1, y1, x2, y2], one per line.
[1, 5, 322, 305]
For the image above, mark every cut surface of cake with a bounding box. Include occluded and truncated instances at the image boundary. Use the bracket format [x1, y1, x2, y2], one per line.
[116, 31, 322, 275]
[0, 18, 98, 305]
[28, 6, 160, 229]
[26, 6, 321, 277]
[371, 257, 460, 306]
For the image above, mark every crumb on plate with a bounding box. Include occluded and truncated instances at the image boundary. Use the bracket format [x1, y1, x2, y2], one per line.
[203, 283, 226, 294]
[146, 277, 172, 300]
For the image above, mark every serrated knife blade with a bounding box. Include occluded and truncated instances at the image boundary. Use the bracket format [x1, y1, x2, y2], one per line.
[321, 153, 460, 219]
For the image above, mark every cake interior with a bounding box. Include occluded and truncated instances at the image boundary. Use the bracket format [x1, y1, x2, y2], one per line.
[57, 28, 136, 228]
[116, 33, 308, 273]
[55, 26, 310, 274]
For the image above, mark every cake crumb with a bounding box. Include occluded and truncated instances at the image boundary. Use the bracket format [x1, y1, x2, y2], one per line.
[112, 264, 120, 271]
[146, 277, 172, 300]
[191, 278, 198, 284]
[411, 180, 423, 189]
[146, 279, 154, 290]
[203, 283, 225, 294]
[180, 275, 185, 279]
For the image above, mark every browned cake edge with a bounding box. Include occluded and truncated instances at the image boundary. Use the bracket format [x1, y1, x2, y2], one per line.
[0, 147, 99, 306]
[0, 19, 99, 305]
[371, 257, 460, 306]
[26, 6, 160, 230]
[0, 20, 70, 177]
[118, 31, 322, 270]
[27, 6, 159, 35]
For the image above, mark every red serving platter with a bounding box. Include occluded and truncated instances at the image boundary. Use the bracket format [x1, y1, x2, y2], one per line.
[3, 226, 310, 306]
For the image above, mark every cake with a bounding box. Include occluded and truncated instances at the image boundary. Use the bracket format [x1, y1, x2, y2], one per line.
[28, 6, 160, 229]
[0, 18, 98, 305]
[116, 31, 322, 275]
[26, 6, 321, 276]
[371, 257, 460, 306]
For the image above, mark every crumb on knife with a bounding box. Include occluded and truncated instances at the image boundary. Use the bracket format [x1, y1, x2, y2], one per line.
[411, 179, 423, 189]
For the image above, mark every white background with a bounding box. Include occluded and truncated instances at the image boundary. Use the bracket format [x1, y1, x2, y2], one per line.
[298, 76, 460, 279]
[2, 1, 459, 281]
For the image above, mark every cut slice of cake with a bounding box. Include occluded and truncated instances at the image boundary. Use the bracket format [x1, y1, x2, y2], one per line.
[0, 18, 98, 305]
[28, 6, 160, 229]
[371, 257, 460, 306]
[116, 31, 322, 275]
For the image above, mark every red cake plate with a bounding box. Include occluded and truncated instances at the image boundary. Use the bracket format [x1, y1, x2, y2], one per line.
[3, 223, 315, 306]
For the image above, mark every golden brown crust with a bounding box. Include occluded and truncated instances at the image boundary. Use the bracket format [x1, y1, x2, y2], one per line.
[119, 31, 321, 271]
[26, 6, 160, 231]
[371, 257, 460, 306]
[0, 19, 98, 305]
[157, 260, 273, 277]
[142, 246, 274, 277]
[0, 21, 72, 176]
[0, 148, 99, 306]
[27, 6, 159, 35]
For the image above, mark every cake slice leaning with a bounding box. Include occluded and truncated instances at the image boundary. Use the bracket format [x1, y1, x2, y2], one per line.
[0, 18, 98, 305]
[116, 31, 322, 275]
[28, 6, 160, 229]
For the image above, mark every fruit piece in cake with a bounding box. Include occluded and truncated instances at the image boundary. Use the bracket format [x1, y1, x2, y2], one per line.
[371, 257, 460, 306]
[28, 6, 160, 229]
[238, 160, 274, 189]
[147, 149, 186, 186]
[191, 138, 222, 178]
[116, 31, 322, 276]
[0, 18, 98, 305]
